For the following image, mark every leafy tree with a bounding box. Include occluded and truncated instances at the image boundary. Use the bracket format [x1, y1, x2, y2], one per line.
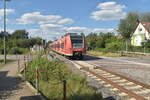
[96, 35, 105, 48]
[96, 32, 113, 48]
[0, 29, 45, 54]
[142, 40, 150, 48]
[9, 47, 23, 54]
[118, 12, 139, 51]
[141, 12, 150, 22]
[11, 30, 29, 39]
[86, 33, 98, 50]
[105, 36, 123, 52]
[29, 37, 42, 46]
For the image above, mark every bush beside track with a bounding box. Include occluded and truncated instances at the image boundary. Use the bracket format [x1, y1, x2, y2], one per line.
[26, 56, 103, 100]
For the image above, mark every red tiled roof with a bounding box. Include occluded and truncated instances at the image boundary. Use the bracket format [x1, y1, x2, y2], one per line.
[141, 22, 150, 33]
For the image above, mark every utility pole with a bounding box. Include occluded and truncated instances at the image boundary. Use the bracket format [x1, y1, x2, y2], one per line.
[3, 0, 11, 64]
[3, 0, 6, 64]
[3, 0, 10, 64]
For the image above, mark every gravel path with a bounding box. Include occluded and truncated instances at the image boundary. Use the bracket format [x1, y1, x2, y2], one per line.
[0, 57, 40, 100]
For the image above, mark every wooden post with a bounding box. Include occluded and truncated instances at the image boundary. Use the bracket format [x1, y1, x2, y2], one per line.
[36, 67, 39, 94]
[27, 54, 29, 64]
[125, 40, 128, 52]
[24, 55, 26, 80]
[63, 80, 67, 100]
[18, 59, 20, 73]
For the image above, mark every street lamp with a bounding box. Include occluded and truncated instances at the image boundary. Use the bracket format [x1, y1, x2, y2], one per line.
[3, 0, 11, 64]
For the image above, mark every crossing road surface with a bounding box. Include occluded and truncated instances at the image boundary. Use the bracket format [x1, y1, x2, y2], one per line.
[83, 55, 150, 85]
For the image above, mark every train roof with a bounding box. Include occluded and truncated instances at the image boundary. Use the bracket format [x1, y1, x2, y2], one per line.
[65, 33, 77, 36]
[64, 33, 84, 36]
[51, 33, 84, 44]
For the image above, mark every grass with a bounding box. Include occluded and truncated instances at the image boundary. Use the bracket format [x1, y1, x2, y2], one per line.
[26, 56, 103, 100]
[87, 50, 121, 57]
[0, 59, 16, 63]
[30, 51, 46, 55]
[87, 50, 150, 58]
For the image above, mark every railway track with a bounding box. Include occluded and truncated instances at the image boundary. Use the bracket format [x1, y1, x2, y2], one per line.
[71, 60, 150, 100]
[50, 51, 150, 100]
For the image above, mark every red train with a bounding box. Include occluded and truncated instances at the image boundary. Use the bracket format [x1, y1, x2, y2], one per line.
[49, 33, 86, 59]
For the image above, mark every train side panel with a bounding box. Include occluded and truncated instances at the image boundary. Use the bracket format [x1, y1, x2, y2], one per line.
[50, 33, 86, 59]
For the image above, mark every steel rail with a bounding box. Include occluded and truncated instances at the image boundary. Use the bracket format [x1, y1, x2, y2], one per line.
[74, 62, 146, 100]
[88, 63, 150, 89]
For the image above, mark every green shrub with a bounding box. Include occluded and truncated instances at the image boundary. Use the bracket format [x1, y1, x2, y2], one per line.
[142, 40, 150, 48]
[105, 42, 123, 53]
[8, 47, 29, 54]
[9, 47, 23, 54]
[26, 56, 103, 100]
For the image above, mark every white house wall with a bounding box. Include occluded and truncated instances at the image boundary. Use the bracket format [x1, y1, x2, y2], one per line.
[131, 23, 149, 46]
[134, 23, 147, 35]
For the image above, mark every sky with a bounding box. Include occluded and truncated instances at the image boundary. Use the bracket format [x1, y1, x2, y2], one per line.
[0, 0, 150, 41]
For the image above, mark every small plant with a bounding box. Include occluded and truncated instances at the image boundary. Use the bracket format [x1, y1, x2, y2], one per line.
[26, 56, 103, 100]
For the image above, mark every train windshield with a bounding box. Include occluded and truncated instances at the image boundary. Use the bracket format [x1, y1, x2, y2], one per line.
[71, 36, 83, 48]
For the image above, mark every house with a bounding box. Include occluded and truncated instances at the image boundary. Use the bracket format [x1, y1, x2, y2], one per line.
[30, 45, 44, 52]
[131, 22, 150, 46]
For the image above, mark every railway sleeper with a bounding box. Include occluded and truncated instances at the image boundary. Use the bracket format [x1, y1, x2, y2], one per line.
[73, 61, 148, 100]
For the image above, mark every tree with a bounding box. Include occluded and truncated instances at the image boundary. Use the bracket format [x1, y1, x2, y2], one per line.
[142, 40, 150, 48]
[86, 32, 116, 50]
[96, 32, 113, 48]
[86, 33, 98, 50]
[118, 12, 139, 51]
[11, 30, 29, 39]
[141, 12, 150, 22]
[29, 37, 43, 46]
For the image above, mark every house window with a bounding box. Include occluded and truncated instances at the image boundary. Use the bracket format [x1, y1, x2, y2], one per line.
[139, 28, 142, 31]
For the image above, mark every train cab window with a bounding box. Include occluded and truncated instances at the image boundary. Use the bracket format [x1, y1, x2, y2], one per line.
[71, 36, 83, 48]
[71, 36, 83, 43]
[61, 43, 64, 48]
[72, 39, 83, 43]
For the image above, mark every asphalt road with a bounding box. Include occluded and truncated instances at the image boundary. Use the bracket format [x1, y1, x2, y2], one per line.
[82, 55, 150, 85]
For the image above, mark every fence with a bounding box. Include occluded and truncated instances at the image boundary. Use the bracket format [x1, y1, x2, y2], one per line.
[18, 54, 102, 100]
[28, 66, 76, 100]
[17, 54, 31, 73]
[17, 55, 71, 100]
[118, 51, 150, 56]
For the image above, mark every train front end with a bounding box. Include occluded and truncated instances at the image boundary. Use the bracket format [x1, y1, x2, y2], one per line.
[70, 33, 86, 59]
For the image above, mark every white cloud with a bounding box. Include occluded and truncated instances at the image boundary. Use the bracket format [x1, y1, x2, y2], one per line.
[28, 28, 64, 40]
[66, 27, 91, 33]
[93, 28, 115, 33]
[0, 27, 14, 33]
[40, 24, 66, 32]
[17, 12, 74, 25]
[0, 9, 15, 16]
[17, 12, 61, 25]
[28, 23, 66, 40]
[27, 23, 115, 40]
[58, 18, 74, 24]
[66, 27, 115, 33]
[91, 1, 126, 21]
